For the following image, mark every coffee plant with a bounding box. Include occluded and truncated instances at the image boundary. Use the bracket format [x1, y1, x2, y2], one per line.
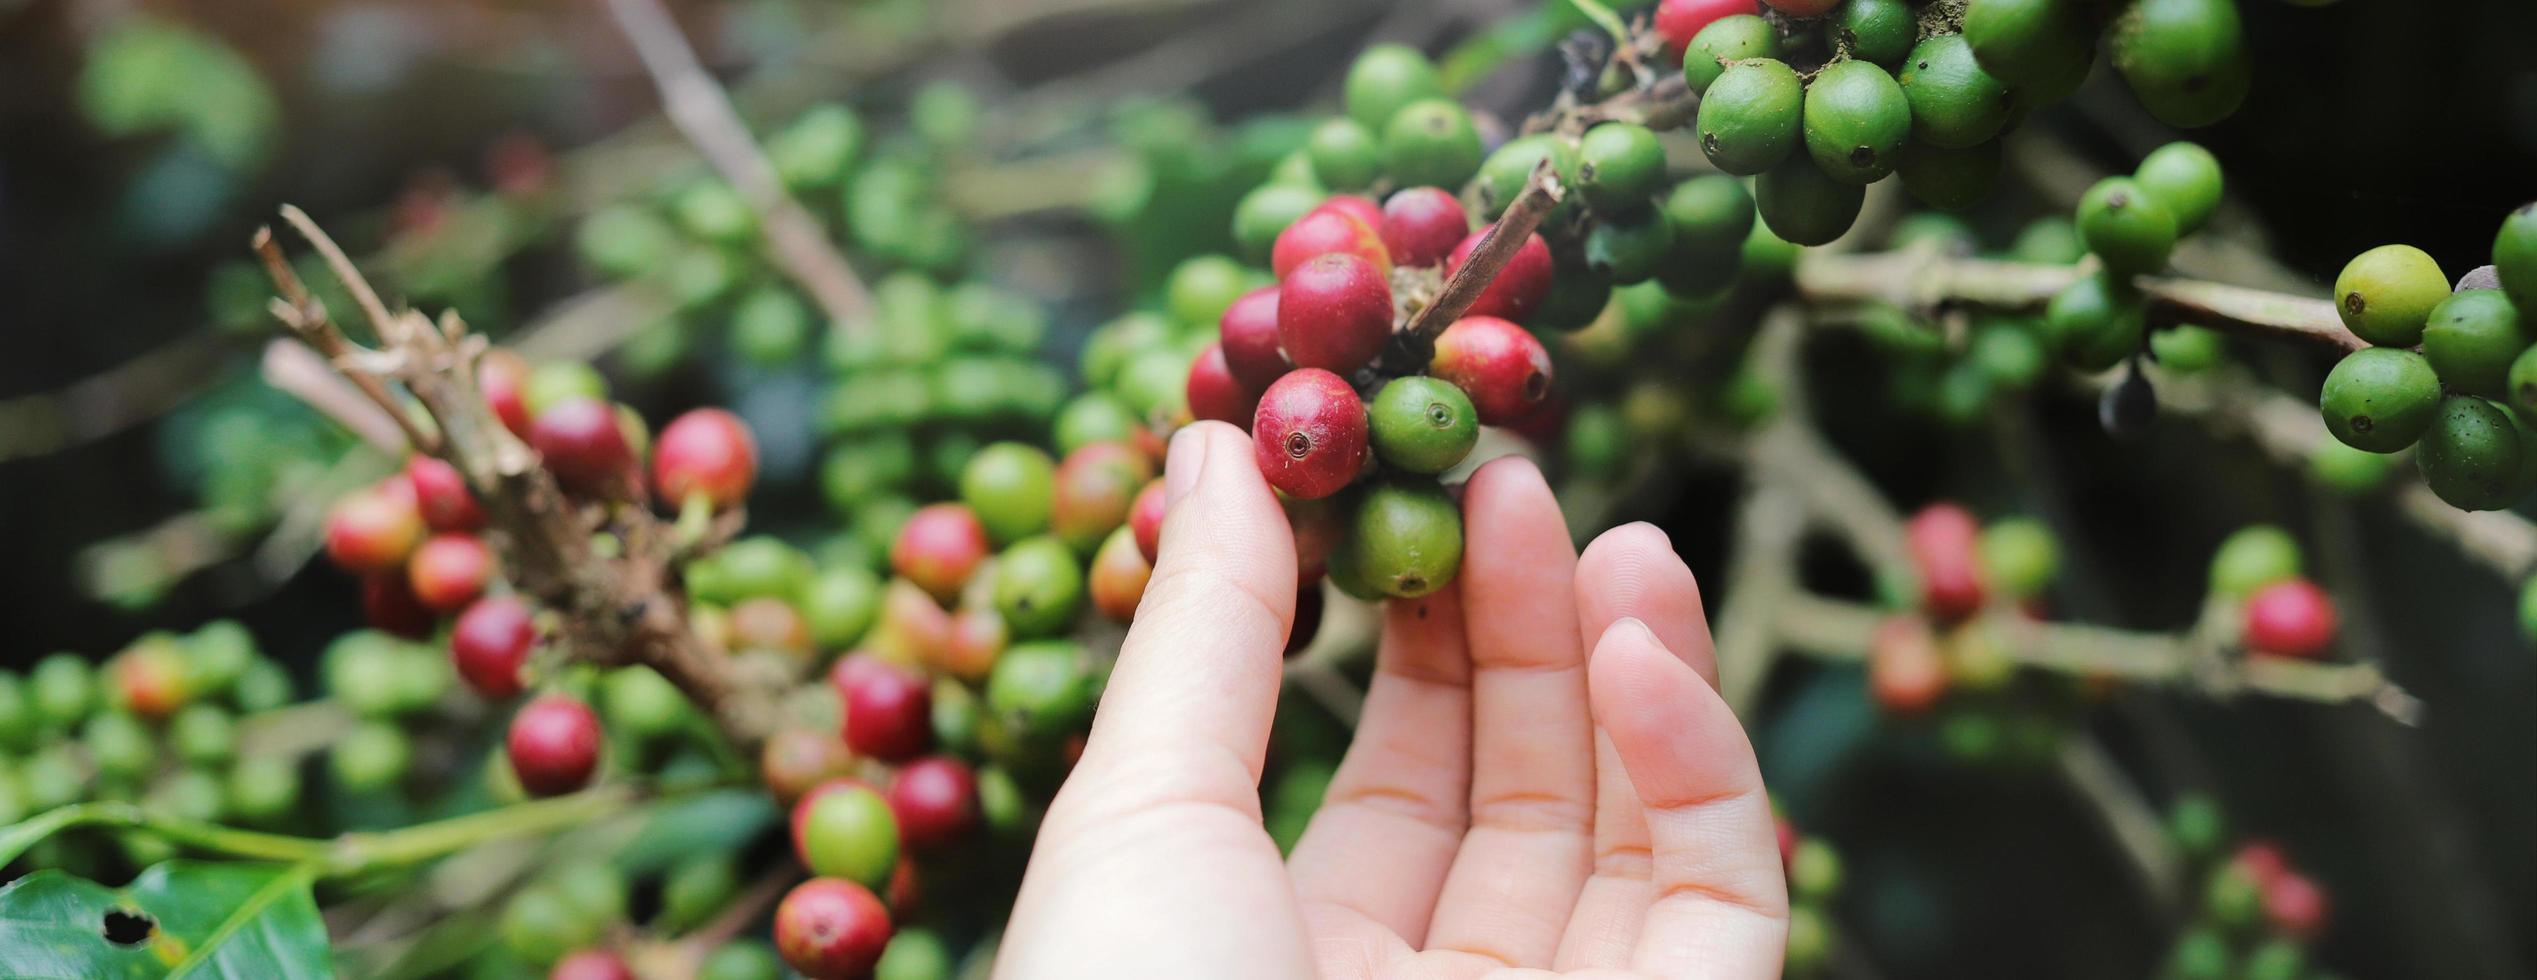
[1, 0, 2531, 976]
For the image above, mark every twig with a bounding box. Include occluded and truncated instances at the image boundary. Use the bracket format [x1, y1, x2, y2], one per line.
[2055, 737, 2186, 909]
[1397, 160, 1566, 355]
[254, 226, 443, 456]
[601, 0, 875, 330]
[260, 340, 406, 454]
[1792, 249, 2368, 353]
[0, 333, 245, 462]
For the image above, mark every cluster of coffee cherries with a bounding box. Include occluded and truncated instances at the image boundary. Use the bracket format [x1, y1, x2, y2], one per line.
[1775, 811, 1847, 977]
[2316, 203, 2537, 512]
[1866, 504, 2083, 766]
[2206, 525, 2340, 660]
[0, 623, 299, 871]
[2038, 141, 2229, 377]
[2161, 795, 2337, 980]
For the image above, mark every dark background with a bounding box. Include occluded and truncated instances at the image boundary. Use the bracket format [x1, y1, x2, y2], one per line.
[0, 1, 2532, 976]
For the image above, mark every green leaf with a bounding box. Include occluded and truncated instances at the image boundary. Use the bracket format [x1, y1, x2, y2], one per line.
[0, 861, 333, 979]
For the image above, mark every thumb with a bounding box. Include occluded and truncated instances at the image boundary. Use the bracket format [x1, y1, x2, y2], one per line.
[1069, 420, 1297, 813]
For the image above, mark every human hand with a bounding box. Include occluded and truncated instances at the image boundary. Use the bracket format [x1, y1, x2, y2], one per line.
[997, 421, 1786, 979]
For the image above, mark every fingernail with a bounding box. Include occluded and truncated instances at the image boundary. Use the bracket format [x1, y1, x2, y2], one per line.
[1164, 426, 1209, 506]
[1622, 521, 1673, 549]
[1612, 616, 1659, 647]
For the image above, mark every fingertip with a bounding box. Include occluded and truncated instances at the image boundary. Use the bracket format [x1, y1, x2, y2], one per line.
[1587, 615, 1682, 726]
[1576, 522, 1716, 688]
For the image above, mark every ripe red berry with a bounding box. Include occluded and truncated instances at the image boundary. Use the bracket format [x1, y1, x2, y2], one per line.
[2243, 578, 2337, 658]
[451, 595, 536, 699]
[1185, 343, 1264, 428]
[2233, 841, 2289, 886]
[1271, 207, 1391, 280]
[405, 456, 485, 531]
[875, 579, 954, 667]
[529, 397, 634, 496]
[325, 483, 426, 574]
[1906, 504, 1987, 622]
[1867, 615, 1947, 716]
[890, 503, 991, 603]
[1380, 187, 1470, 268]
[1217, 286, 1291, 390]
[653, 407, 759, 510]
[938, 605, 1007, 682]
[1050, 442, 1156, 553]
[772, 878, 892, 980]
[1090, 527, 1153, 622]
[1445, 226, 1555, 323]
[110, 644, 188, 720]
[888, 756, 979, 852]
[1427, 315, 1553, 425]
[837, 656, 931, 762]
[1655, 0, 1761, 56]
[548, 950, 634, 980]
[1312, 194, 1385, 231]
[2263, 871, 2330, 939]
[479, 348, 533, 438]
[362, 572, 436, 640]
[507, 695, 602, 796]
[1129, 479, 1167, 565]
[1278, 252, 1395, 375]
[1252, 369, 1369, 500]
[408, 533, 496, 613]
[761, 727, 856, 804]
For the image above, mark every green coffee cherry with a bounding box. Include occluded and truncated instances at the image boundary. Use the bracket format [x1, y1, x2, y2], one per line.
[2132, 142, 2224, 235]
[2417, 396, 2525, 511]
[2165, 794, 2226, 860]
[1663, 175, 1757, 260]
[1564, 403, 1629, 480]
[2334, 244, 2448, 347]
[1802, 61, 1910, 185]
[500, 886, 604, 966]
[601, 666, 688, 741]
[1586, 210, 1676, 284]
[30, 653, 96, 732]
[1963, 0, 2097, 89]
[961, 443, 1059, 544]
[673, 181, 756, 246]
[224, 755, 301, 824]
[1232, 184, 1322, 261]
[802, 566, 884, 651]
[769, 105, 864, 190]
[1783, 904, 1832, 974]
[1340, 482, 1463, 599]
[2495, 202, 2537, 314]
[1368, 377, 1479, 474]
[1382, 99, 1483, 189]
[1899, 34, 2011, 149]
[2042, 273, 2146, 371]
[2208, 525, 2301, 599]
[2076, 177, 2178, 276]
[0, 673, 34, 751]
[2319, 347, 2442, 453]
[143, 768, 224, 823]
[2149, 325, 2225, 373]
[2311, 439, 2398, 494]
[2240, 939, 2306, 980]
[798, 784, 899, 890]
[658, 852, 740, 931]
[1828, 0, 1915, 65]
[995, 536, 1087, 637]
[1681, 15, 1779, 95]
[2009, 217, 2088, 265]
[1305, 118, 1382, 191]
[731, 287, 812, 368]
[169, 703, 236, 767]
[1343, 44, 1442, 132]
[1787, 839, 1844, 903]
[1576, 123, 1665, 212]
[986, 641, 1100, 745]
[83, 711, 153, 784]
[1478, 134, 1581, 220]
[1977, 518, 2059, 599]
[331, 721, 413, 793]
[2163, 927, 2234, 980]
[1054, 394, 1143, 455]
[1166, 255, 1255, 331]
[2110, 0, 2251, 129]
[576, 205, 676, 280]
[1757, 156, 1865, 247]
[1696, 59, 1804, 176]
[700, 941, 784, 980]
[876, 929, 956, 980]
[2421, 289, 2528, 398]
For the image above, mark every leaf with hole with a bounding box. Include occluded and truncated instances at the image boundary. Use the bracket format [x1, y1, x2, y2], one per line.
[0, 860, 332, 979]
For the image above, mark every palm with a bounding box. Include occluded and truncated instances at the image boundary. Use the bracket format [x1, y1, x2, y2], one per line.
[999, 423, 1785, 979]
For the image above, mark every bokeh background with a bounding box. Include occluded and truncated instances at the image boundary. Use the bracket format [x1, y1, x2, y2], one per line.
[2, 1, 2535, 976]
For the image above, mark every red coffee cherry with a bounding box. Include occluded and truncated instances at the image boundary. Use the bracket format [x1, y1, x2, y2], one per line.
[1129, 479, 1167, 565]
[2233, 841, 2288, 886]
[478, 348, 533, 438]
[109, 644, 188, 720]
[1278, 252, 1395, 375]
[1252, 369, 1369, 500]
[451, 595, 536, 699]
[405, 455, 485, 532]
[890, 503, 991, 603]
[1272, 206, 1390, 280]
[1655, 0, 1761, 56]
[1051, 442, 1156, 554]
[407, 533, 495, 613]
[362, 572, 436, 640]
[548, 950, 634, 980]
[729, 596, 813, 659]
[1445, 226, 1555, 323]
[1427, 315, 1553, 425]
[1090, 526, 1153, 622]
[529, 396, 634, 496]
[2263, 871, 2330, 939]
[888, 756, 980, 852]
[1286, 583, 1326, 658]
[1311, 194, 1385, 231]
[1217, 286, 1292, 390]
[1380, 187, 1470, 268]
[1185, 343, 1264, 429]
[1906, 505, 1987, 623]
[938, 605, 1007, 683]
[2242, 578, 2337, 658]
[653, 407, 759, 510]
[325, 483, 426, 574]
[875, 579, 955, 668]
[772, 877, 892, 980]
[1866, 615, 1947, 716]
[507, 695, 602, 797]
[761, 727, 855, 805]
[837, 656, 931, 762]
